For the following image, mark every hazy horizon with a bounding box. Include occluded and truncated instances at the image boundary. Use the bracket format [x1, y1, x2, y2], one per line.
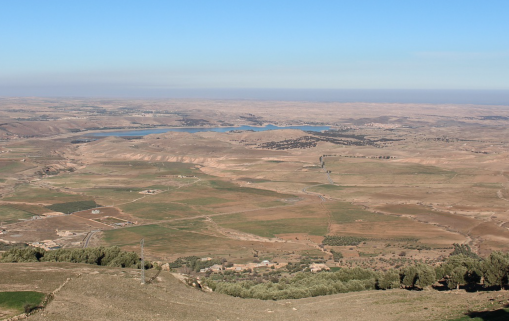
[1, 89, 509, 106]
[1, 1, 507, 100]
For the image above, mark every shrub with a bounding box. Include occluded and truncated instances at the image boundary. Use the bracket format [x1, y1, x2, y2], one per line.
[322, 235, 367, 246]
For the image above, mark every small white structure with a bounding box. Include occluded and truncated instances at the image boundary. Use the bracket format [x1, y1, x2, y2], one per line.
[259, 260, 271, 267]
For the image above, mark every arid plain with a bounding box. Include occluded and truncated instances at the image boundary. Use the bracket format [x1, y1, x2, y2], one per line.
[1, 97, 509, 320]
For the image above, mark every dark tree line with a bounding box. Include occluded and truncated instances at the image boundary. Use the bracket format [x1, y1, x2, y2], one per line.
[0, 246, 152, 269]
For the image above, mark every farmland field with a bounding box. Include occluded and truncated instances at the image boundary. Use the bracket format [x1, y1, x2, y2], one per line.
[0, 98, 508, 276]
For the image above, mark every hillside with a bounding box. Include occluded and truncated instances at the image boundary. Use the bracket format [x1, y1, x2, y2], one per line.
[1, 262, 508, 321]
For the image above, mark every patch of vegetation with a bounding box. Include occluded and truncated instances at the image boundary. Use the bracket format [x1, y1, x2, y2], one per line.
[4, 185, 89, 203]
[237, 177, 271, 183]
[256, 200, 286, 208]
[209, 180, 294, 198]
[120, 202, 200, 220]
[216, 216, 328, 238]
[0, 242, 28, 251]
[111, 187, 145, 192]
[330, 249, 343, 262]
[310, 184, 344, 191]
[178, 197, 231, 206]
[0, 246, 152, 269]
[169, 256, 223, 272]
[204, 250, 509, 301]
[402, 243, 431, 251]
[450, 243, 481, 260]
[103, 224, 226, 255]
[205, 267, 400, 300]
[2, 203, 52, 215]
[0, 291, 46, 314]
[163, 218, 208, 231]
[322, 235, 367, 246]
[359, 252, 378, 257]
[0, 206, 34, 224]
[327, 201, 397, 223]
[377, 204, 435, 216]
[0, 161, 23, 173]
[46, 200, 99, 213]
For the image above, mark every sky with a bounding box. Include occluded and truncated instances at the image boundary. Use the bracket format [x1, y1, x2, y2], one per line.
[0, 0, 508, 100]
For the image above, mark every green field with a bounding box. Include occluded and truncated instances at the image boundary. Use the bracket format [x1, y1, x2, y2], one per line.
[4, 185, 91, 203]
[215, 213, 328, 238]
[377, 204, 437, 216]
[120, 202, 204, 220]
[308, 184, 344, 193]
[85, 188, 150, 203]
[3, 203, 52, 215]
[0, 291, 45, 313]
[46, 200, 99, 213]
[208, 180, 294, 198]
[178, 197, 232, 206]
[327, 201, 398, 223]
[100, 161, 200, 176]
[103, 224, 239, 255]
[0, 161, 24, 174]
[0, 206, 34, 224]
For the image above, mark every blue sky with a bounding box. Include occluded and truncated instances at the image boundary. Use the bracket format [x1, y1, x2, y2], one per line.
[0, 0, 508, 98]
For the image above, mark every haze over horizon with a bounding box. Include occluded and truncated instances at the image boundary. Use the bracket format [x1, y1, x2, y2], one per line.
[1, 1, 508, 102]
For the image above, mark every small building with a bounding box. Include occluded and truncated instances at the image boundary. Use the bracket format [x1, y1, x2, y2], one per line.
[56, 230, 75, 237]
[209, 264, 223, 272]
[258, 260, 271, 267]
[310, 263, 330, 273]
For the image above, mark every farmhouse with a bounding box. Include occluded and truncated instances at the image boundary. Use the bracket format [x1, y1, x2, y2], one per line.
[30, 240, 61, 250]
[208, 264, 223, 272]
[310, 263, 330, 273]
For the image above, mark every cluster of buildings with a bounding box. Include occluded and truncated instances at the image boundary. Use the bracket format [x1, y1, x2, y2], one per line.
[56, 230, 76, 237]
[112, 221, 134, 227]
[200, 260, 287, 273]
[199, 260, 331, 273]
[30, 240, 61, 250]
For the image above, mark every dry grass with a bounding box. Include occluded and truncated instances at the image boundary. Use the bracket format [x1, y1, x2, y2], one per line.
[0, 262, 503, 321]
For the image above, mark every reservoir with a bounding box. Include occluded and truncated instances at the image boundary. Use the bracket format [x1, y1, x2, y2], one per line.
[91, 125, 330, 137]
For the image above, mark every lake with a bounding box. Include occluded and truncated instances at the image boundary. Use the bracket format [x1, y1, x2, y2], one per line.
[90, 124, 331, 137]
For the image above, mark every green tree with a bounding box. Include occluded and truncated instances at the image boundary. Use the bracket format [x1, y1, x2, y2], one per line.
[438, 254, 482, 290]
[401, 264, 435, 289]
[377, 269, 400, 290]
[482, 251, 509, 289]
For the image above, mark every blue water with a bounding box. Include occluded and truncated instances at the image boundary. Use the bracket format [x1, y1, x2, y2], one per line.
[90, 124, 330, 137]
